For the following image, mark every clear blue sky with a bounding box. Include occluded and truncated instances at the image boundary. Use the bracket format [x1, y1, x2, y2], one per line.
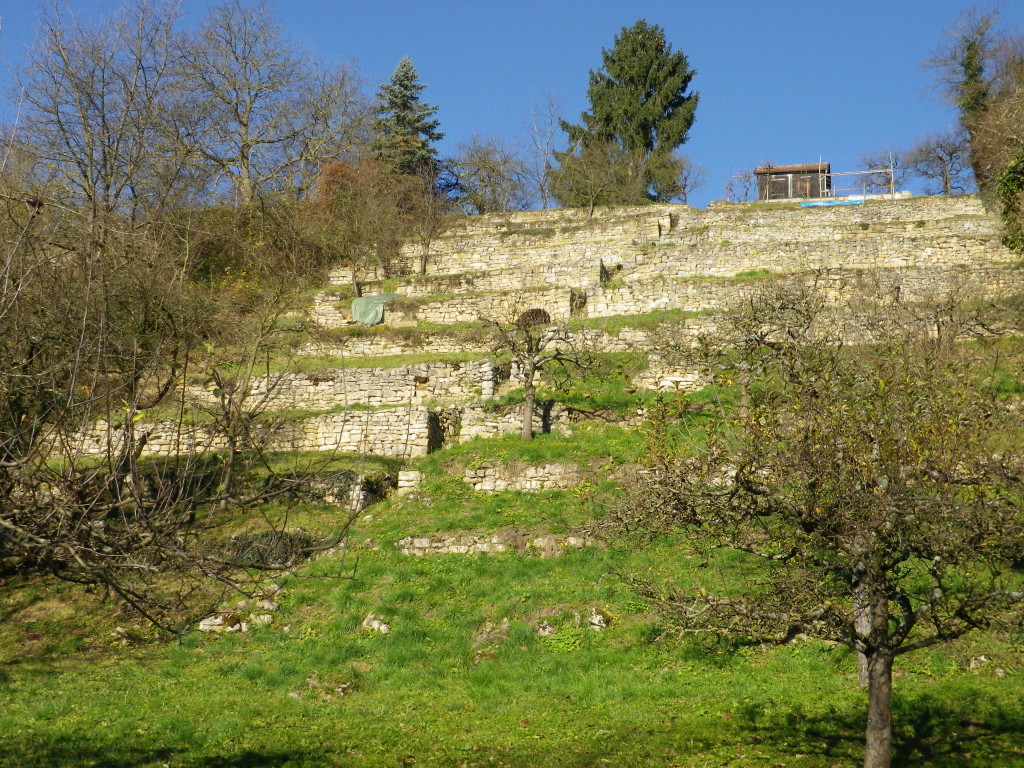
[1, 0, 1022, 208]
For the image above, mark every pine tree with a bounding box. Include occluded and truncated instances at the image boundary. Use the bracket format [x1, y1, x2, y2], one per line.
[555, 20, 698, 204]
[372, 57, 444, 176]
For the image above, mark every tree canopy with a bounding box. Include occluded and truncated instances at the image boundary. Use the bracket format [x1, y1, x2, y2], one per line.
[552, 19, 698, 205]
[929, 10, 1024, 249]
[372, 57, 444, 176]
[623, 284, 1024, 768]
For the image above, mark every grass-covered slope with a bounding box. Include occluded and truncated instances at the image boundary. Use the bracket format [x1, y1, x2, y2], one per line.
[2, 418, 1023, 767]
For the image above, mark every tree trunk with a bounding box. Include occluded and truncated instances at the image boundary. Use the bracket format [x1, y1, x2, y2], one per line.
[854, 585, 871, 688]
[521, 364, 536, 441]
[351, 265, 362, 298]
[863, 650, 894, 768]
[739, 368, 751, 423]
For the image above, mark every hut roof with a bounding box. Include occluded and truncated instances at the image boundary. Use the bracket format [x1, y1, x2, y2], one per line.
[754, 163, 830, 175]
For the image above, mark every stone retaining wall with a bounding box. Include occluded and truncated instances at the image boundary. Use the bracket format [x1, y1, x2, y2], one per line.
[185, 361, 509, 409]
[79, 407, 436, 460]
[376, 196, 1014, 293]
[396, 529, 590, 557]
[300, 332, 490, 358]
[587, 264, 1024, 319]
[462, 462, 583, 492]
[411, 288, 574, 325]
[458, 401, 576, 442]
[311, 287, 575, 329]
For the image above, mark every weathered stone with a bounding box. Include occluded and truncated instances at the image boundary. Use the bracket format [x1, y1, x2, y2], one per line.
[361, 613, 391, 634]
[535, 621, 557, 636]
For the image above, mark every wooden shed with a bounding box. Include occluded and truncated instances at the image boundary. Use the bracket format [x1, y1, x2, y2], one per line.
[755, 163, 831, 201]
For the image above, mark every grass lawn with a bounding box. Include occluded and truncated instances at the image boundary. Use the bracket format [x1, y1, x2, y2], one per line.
[2, 540, 1022, 767]
[3, 398, 1023, 768]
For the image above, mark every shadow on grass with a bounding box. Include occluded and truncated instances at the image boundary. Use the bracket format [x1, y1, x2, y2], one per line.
[746, 688, 1024, 767]
[0, 738, 300, 768]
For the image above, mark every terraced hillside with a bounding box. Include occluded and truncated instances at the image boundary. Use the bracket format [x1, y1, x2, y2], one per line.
[107, 194, 1021, 462]
[5, 196, 1024, 768]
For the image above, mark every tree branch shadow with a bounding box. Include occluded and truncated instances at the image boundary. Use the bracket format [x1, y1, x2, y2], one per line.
[0, 737, 302, 768]
[744, 688, 1024, 767]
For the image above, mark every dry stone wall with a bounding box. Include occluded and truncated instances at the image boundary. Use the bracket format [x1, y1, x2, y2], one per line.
[413, 287, 573, 325]
[82, 196, 1024, 465]
[396, 530, 590, 557]
[462, 462, 584, 492]
[311, 196, 1019, 336]
[299, 327, 658, 360]
[79, 407, 436, 460]
[300, 332, 489, 359]
[587, 264, 1024, 319]
[311, 287, 574, 329]
[390, 196, 1014, 288]
[185, 361, 509, 409]
[458, 402, 574, 442]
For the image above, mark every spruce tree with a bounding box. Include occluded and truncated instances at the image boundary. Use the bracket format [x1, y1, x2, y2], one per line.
[555, 20, 698, 204]
[373, 57, 444, 176]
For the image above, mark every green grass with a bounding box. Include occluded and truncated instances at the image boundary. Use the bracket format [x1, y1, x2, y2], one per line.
[6, 339, 1024, 767]
[570, 308, 705, 335]
[734, 268, 774, 279]
[3, 538, 1022, 767]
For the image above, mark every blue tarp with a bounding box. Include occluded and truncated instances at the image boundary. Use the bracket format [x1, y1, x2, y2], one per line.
[800, 200, 864, 207]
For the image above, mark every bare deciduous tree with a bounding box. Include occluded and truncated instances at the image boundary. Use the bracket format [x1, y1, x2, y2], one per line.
[674, 153, 708, 205]
[404, 162, 458, 275]
[522, 92, 562, 209]
[18, 0, 193, 225]
[723, 168, 756, 202]
[906, 129, 974, 195]
[450, 134, 531, 215]
[181, 0, 368, 206]
[857, 149, 908, 194]
[479, 301, 593, 441]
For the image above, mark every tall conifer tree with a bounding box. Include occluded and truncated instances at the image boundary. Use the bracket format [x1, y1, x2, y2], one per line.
[553, 19, 698, 204]
[372, 57, 444, 176]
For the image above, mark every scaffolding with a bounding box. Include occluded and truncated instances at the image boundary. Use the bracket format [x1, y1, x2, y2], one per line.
[735, 156, 901, 202]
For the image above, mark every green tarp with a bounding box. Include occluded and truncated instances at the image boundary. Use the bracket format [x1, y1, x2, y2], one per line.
[351, 293, 402, 326]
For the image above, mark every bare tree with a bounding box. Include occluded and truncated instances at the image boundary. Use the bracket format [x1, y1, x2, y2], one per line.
[522, 92, 562, 209]
[723, 168, 756, 202]
[674, 153, 708, 205]
[404, 162, 458, 275]
[18, 0, 194, 226]
[181, 0, 368, 206]
[479, 302, 592, 440]
[906, 129, 974, 194]
[857, 148, 908, 194]
[449, 134, 531, 214]
[620, 285, 1024, 768]
[0, 161, 357, 632]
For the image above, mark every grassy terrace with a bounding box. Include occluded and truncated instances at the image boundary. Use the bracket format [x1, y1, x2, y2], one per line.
[7, 289, 1024, 766]
[3, 418, 1023, 767]
[5, 375, 1024, 766]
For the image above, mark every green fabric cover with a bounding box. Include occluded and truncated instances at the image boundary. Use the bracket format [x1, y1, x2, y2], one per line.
[351, 293, 403, 326]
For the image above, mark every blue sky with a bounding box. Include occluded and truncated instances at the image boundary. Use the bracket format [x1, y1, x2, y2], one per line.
[1, 0, 1022, 208]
